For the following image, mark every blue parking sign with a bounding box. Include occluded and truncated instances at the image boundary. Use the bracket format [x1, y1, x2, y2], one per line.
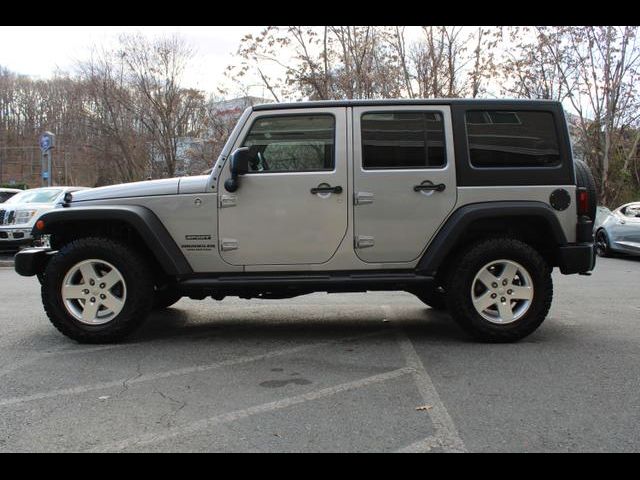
[39, 132, 54, 152]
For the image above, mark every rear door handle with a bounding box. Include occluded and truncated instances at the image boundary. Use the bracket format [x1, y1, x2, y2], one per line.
[311, 185, 343, 194]
[413, 182, 446, 192]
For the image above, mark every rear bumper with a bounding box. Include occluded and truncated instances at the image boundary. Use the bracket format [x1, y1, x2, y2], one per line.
[558, 243, 596, 274]
[14, 247, 57, 277]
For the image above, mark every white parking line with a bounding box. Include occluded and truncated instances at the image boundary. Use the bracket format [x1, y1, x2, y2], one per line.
[0, 303, 387, 380]
[0, 344, 136, 380]
[395, 328, 467, 453]
[0, 330, 388, 408]
[87, 366, 415, 452]
[0, 324, 245, 380]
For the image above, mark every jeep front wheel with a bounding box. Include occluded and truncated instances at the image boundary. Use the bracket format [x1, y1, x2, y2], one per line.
[445, 238, 553, 342]
[41, 237, 154, 343]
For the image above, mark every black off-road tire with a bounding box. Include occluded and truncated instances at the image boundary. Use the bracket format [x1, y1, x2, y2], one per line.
[445, 238, 553, 343]
[152, 288, 183, 310]
[41, 237, 154, 343]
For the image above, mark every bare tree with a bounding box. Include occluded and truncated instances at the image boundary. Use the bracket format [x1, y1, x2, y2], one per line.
[117, 33, 202, 177]
[501, 27, 574, 101]
[78, 48, 150, 183]
[227, 26, 405, 101]
[534, 26, 640, 205]
[410, 26, 500, 98]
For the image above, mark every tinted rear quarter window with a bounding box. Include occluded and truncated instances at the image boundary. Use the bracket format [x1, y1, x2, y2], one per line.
[361, 112, 446, 169]
[465, 110, 560, 168]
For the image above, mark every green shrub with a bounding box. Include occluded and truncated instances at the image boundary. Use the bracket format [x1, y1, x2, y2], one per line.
[0, 183, 28, 190]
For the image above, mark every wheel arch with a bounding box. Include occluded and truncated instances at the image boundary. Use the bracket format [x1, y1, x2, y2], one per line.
[34, 205, 193, 277]
[417, 201, 568, 278]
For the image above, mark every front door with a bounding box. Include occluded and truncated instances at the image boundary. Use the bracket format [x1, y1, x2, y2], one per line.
[352, 106, 457, 263]
[217, 108, 348, 266]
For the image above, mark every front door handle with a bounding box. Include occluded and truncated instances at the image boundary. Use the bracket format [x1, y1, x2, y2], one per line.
[311, 185, 343, 194]
[413, 182, 446, 192]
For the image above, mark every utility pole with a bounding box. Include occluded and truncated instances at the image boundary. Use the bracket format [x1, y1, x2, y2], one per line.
[39, 131, 55, 187]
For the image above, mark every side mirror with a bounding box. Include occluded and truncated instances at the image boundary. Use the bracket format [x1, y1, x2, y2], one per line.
[224, 147, 250, 192]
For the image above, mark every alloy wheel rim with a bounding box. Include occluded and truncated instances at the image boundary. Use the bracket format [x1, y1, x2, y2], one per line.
[61, 259, 127, 325]
[470, 259, 534, 325]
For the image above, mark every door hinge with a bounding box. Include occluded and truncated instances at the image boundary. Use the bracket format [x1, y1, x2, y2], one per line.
[220, 238, 239, 251]
[355, 235, 375, 249]
[354, 191, 374, 205]
[219, 194, 237, 208]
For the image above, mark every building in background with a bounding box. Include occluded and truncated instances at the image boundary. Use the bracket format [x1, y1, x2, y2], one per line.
[210, 96, 272, 123]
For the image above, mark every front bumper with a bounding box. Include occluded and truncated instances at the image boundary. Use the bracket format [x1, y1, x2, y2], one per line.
[558, 243, 596, 274]
[0, 228, 33, 247]
[14, 247, 57, 277]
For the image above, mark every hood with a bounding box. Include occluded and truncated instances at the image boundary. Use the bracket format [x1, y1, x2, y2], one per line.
[2, 202, 53, 211]
[71, 178, 181, 203]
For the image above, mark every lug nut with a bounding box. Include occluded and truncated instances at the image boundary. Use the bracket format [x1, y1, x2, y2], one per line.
[507, 289, 513, 295]
[500, 297, 506, 303]
[502, 280, 508, 286]
[90, 297, 96, 303]
[89, 280, 95, 286]
[99, 283, 105, 289]
[491, 293, 497, 299]
[100, 294, 106, 300]
[83, 289, 89, 295]
[492, 282, 498, 288]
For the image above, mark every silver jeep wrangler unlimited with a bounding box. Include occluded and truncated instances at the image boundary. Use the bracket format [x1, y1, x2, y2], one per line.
[15, 100, 597, 343]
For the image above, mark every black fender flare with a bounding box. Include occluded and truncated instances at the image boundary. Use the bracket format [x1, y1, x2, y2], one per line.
[34, 205, 193, 276]
[416, 201, 568, 276]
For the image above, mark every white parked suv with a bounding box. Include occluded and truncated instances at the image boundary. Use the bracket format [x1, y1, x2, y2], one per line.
[0, 187, 87, 249]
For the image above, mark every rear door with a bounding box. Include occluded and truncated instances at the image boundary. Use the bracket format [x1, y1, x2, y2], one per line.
[352, 105, 457, 263]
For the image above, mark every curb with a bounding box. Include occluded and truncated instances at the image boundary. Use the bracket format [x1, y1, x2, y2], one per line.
[0, 256, 15, 268]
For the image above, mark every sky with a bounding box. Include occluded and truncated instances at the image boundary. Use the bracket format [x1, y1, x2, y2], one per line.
[0, 26, 266, 95]
[0, 26, 427, 99]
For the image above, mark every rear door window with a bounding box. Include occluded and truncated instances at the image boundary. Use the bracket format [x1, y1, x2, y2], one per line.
[361, 112, 446, 169]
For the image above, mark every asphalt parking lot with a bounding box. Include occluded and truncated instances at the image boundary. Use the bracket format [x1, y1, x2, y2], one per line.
[0, 255, 638, 452]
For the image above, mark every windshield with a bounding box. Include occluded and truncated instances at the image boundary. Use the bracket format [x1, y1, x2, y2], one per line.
[5, 188, 63, 205]
[0, 191, 19, 203]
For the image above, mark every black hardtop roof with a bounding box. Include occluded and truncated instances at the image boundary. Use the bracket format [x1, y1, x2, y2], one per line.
[252, 98, 561, 111]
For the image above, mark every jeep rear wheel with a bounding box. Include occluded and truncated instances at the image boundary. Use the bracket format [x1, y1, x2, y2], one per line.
[42, 237, 154, 343]
[445, 238, 553, 342]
